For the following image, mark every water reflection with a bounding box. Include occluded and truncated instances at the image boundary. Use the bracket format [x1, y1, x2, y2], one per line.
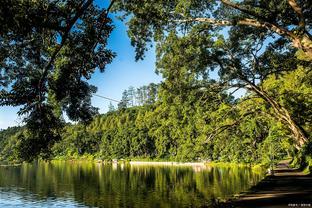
[0, 161, 264, 207]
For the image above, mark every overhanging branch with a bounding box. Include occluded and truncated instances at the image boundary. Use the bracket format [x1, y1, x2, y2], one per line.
[288, 0, 305, 28]
[205, 110, 258, 142]
[177, 17, 296, 42]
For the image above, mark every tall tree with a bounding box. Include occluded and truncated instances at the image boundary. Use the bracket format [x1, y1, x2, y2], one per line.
[118, 90, 130, 109]
[135, 87, 146, 106]
[127, 86, 136, 107]
[108, 102, 115, 112]
[0, 0, 115, 160]
[146, 83, 158, 105]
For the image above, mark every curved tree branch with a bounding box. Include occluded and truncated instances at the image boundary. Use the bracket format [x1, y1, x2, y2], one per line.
[205, 110, 258, 142]
[288, 0, 305, 28]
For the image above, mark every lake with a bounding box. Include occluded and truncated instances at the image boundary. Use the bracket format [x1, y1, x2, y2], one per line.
[0, 161, 264, 207]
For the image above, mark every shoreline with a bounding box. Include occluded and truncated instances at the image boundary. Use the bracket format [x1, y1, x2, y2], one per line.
[51, 159, 259, 169]
[1, 158, 261, 169]
[129, 161, 206, 166]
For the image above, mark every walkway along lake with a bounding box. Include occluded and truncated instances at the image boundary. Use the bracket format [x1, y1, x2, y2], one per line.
[0, 161, 264, 207]
[229, 160, 312, 208]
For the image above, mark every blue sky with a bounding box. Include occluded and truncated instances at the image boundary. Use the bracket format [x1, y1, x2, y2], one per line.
[0, 4, 162, 129]
[89, 16, 162, 113]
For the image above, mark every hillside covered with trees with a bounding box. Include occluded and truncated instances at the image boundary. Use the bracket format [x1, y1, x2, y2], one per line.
[1, 65, 311, 168]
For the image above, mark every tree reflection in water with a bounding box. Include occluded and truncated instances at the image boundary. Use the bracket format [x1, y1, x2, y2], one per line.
[0, 161, 264, 207]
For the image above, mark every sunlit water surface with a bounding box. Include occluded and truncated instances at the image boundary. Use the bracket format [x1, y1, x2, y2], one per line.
[0, 161, 264, 207]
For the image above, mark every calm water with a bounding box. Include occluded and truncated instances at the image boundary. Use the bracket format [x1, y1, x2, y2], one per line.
[0, 161, 264, 207]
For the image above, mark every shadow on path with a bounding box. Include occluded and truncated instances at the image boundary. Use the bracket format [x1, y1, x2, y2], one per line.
[226, 160, 312, 208]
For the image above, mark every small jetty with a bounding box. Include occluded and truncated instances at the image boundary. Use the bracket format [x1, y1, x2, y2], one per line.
[229, 160, 312, 208]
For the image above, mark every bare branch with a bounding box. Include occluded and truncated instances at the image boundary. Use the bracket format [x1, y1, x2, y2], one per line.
[106, 0, 115, 13]
[288, 0, 305, 28]
[91, 0, 115, 52]
[228, 86, 242, 97]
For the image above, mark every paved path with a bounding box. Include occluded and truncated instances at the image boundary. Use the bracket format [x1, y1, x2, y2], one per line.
[230, 160, 312, 208]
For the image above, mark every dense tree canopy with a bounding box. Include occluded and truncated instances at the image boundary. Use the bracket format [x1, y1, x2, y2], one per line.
[115, 0, 312, 60]
[0, 0, 115, 160]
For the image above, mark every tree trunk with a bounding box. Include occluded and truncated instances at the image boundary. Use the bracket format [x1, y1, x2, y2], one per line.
[246, 82, 308, 148]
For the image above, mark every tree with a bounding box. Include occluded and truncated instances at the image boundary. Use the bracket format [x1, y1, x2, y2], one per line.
[115, 0, 311, 147]
[164, 30, 309, 147]
[135, 86, 146, 106]
[127, 86, 136, 107]
[146, 83, 158, 105]
[118, 89, 130, 109]
[108, 102, 116, 112]
[0, 0, 116, 160]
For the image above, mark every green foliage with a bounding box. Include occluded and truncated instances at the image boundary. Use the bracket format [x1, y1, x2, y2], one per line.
[118, 84, 158, 109]
[0, 126, 22, 162]
[53, 66, 310, 163]
[0, 0, 311, 163]
[1, 63, 311, 164]
[259, 123, 289, 166]
[263, 66, 312, 133]
[116, 0, 311, 149]
[0, 0, 115, 160]
[115, 0, 312, 60]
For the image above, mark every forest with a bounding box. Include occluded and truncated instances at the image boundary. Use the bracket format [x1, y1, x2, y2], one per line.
[0, 0, 311, 170]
